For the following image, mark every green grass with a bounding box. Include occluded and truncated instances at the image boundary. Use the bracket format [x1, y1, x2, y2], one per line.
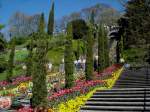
[47, 46, 65, 66]
[15, 49, 28, 62]
[0, 65, 25, 81]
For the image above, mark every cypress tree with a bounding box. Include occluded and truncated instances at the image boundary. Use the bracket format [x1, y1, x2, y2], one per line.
[26, 38, 33, 76]
[64, 23, 74, 88]
[7, 37, 16, 82]
[32, 13, 48, 107]
[90, 11, 95, 25]
[38, 13, 45, 33]
[98, 24, 105, 73]
[32, 36, 48, 107]
[120, 36, 124, 58]
[47, 0, 54, 35]
[116, 41, 120, 63]
[85, 25, 94, 81]
[103, 28, 110, 68]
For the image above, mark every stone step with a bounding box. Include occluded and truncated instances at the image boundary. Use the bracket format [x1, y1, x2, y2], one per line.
[87, 97, 150, 102]
[115, 84, 150, 87]
[91, 94, 150, 98]
[120, 75, 149, 78]
[115, 85, 150, 88]
[97, 88, 150, 91]
[114, 84, 150, 88]
[85, 101, 150, 106]
[80, 105, 150, 111]
[80, 110, 139, 112]
[94, 91, 150, 95]
[116, 80, 150, 83]
[115, 82, 150, 85]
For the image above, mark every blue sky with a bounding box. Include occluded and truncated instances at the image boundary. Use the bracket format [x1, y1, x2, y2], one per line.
[0, 0, 125, 25]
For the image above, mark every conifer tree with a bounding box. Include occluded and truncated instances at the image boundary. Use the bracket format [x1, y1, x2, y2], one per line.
[85, 25, 94, 80]
[98, 24, 105, 73]
[38, 13, 45, 33]
[64, 23, 74, 88]
[32, 13, 48, 107]
[26, 38, 33, 76]
[120, 36, 124, 58]
[85, 11, 95, 81]
[104, 28, 109, 68]
[7, 37, 16, 81]
[47, 0, 54, 35]
[32, 37, 48, 107]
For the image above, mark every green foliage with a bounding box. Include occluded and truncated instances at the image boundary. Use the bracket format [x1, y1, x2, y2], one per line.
[71, 19, 88, 40]
[123, 47, 147, 66]
[47, 47, 64, 67]
[14, 36, 29, 45]
[0, 53, 7, 73]
[103, 28, 109, 67]
[32, 33, 48, 107]
[15, 50, 28, 62]
[119, 0, 150, 48]
[38, 13, 45, 33]
[0, 65, 24, 81]
[85, 25, 94, 81]
[26, 39, 33, 76]
[0, 33, 6, 52]
[7, 37, 16, 82]
[98, 24, 105, 72]
[71, 19, 88, 60]
[90, 11, 95, 25]
[32, 13, 48, 106]
[0, 24, 5, 30]
[145, 45, 150, 64]
[64, 23, 74, 88]
[47, 0, 54, 35]
[120, 36, 124, 58]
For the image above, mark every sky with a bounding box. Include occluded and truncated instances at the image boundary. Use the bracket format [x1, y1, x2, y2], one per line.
[0, 0, 125, 25]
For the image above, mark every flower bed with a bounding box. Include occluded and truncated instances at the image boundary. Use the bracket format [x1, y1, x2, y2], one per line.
[96, 64, 122, 77]
[0, 64, 123, 112]
[0, 76, 32, 89]
[57, 87, 102, 112]
[48, 80, 104, 108]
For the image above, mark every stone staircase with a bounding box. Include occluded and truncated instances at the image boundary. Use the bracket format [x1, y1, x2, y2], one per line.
[80, 67, 150, 112]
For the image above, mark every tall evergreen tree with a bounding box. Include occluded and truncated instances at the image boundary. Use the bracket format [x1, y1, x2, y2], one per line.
[116, 41, 120, 63]
[90, 10, 95, 25]
[7, 37, 16, 81]
[47, 0, 54, 35]
[26, 38, 33, 76]
[32, 13, 48, 107]
[98, 24, 105, 73]
[103, 28, 110, 68]
[85, 11, 95, 80]
[119, 36, 124, 58]
[64, 23, 74, 88]
[85, 24, 94, 80]
[38, 13, 45, 33]
[32, 36, 48, 107]
[119, 0, 150, 48]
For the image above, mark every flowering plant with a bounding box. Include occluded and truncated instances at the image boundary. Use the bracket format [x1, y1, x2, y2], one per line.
[96, 64, 122, 77]
[18, 107, 33, 112]
[0, 76, 32, 89]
